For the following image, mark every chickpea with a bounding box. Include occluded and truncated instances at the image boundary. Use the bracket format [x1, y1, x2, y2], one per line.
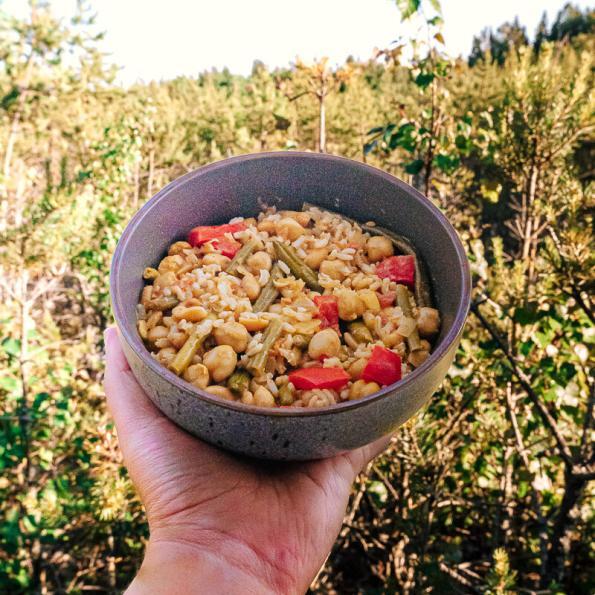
[257, 219, 276, 234]
[319, 259, 348, 281]
[417, 307, 440, 338]
[348, 358, 368, 380]
[214, 321, 249, 353]
[358, 289, 381, 313]
[336, 289, 365, 321]
[408, 349, 430, 368]
[205, 385, 235, 400]
[246, 251, 272, 274]
[147, 325, 169, 343]
[158, 254, 185, 273]
[366, 236, 394, 262]
[157, 347, 177, 365]
[203, 345, 238, 382]
[168, 330, 188, 349]
[242, 272, 261, 301]
[308, 328, 341, 359]
[281, 210, 311, 227]
[183, 363, 210, 389]
[383, 331, 404, 348]
[349, 379, 381, 400]
[304, 247, 329, 270]
[172, 305, 208, 322]
[254, 386, 276, 407]
[168, 241, 192, 256]
[154, 271, 177, 289]
[241, 390, 255, 405]
[276, 217, 305, 241]
[202, 253, 231, 268]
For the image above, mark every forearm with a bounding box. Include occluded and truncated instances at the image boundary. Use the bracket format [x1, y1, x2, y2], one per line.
[126, 539, 285, 595]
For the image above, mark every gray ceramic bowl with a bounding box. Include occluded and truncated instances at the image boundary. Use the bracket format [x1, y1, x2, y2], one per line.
[110, 152, 470, 460]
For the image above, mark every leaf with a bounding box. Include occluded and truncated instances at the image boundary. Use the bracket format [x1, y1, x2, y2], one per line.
[363, 140, 378, 155]
[428, 0, 442, 13]
[1, 337, 20, 357]
[414, 72, 435, 89]
[405, 159, 424, 174]
[395, 0, 420, 20]
[433, 153, 460, 174]
[434, 32, 445, 45]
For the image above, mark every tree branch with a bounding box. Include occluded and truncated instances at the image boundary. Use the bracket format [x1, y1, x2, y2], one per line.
[470, 301, 575, 469]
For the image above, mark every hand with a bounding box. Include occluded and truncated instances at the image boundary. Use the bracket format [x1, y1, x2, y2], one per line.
[104, 327, 390, 594]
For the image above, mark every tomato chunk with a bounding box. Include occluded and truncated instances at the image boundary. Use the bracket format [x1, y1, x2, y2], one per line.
[313, 295, 339, 331]
[211, 238, 241, 258]
[375, 255, 415, 288]
[362, 346, 402, 386]
[377, 291, 396, 308]
[188, 222, 246, 247]
[288, 367, 350, 391]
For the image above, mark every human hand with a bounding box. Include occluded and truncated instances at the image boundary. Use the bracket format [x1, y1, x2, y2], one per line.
[104, 327, 390, 594]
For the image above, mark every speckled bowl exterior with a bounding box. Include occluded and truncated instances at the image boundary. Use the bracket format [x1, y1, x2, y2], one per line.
[110, 152, 470, 460]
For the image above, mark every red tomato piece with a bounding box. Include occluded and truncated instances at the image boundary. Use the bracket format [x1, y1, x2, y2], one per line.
[211, 238, 241, 258]
[313, 295, 339, 331]
[375, 255, 415, 288]
[377, 291, 396, 308]
[288, 367, 350, 391]
[188, 222, 246, 247]
[361, 346, 402, 386]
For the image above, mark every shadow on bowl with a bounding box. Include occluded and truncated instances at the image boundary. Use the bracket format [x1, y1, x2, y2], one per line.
[110, 152, 470, 460]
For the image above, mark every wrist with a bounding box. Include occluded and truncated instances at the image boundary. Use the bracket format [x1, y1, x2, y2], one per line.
[126, 534, 299, 595]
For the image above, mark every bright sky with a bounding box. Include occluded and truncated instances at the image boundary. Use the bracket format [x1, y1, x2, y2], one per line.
[3, 0, 591, 84]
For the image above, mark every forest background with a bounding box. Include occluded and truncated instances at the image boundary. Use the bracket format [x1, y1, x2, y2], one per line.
[0, 1, 593, 593]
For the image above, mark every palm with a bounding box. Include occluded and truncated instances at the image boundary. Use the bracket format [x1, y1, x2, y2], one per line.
[104, 328, 388, 593]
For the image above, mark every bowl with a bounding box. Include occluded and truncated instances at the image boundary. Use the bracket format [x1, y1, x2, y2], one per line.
[110, 152, 470, 460]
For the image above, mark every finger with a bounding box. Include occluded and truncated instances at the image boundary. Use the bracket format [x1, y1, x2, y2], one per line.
[104, 327, 164, 444]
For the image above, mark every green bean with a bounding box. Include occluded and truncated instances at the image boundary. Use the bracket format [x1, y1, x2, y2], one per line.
[273, 241, 322, 292]
[246, 318, 283, 376]
[252, 263, 283, 312]
[302, 202, 432, 307]
[347, 321, 373, 343]
[278, 384, 295, 406]
[226, 239, 258, 276]
[227, 370, 251, 394]
[396, 284, 422, 352]
[169, 322, 212, 375]
[146, 296, 179, 311]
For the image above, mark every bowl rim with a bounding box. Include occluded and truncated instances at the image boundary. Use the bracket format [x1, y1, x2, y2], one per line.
[110, 151, 471, 418]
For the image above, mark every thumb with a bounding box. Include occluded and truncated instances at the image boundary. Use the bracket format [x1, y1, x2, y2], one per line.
[103, 327, 165, 451]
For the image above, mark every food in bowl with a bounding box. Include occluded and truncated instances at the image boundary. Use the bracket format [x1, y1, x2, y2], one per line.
[136, 203, 441, 408]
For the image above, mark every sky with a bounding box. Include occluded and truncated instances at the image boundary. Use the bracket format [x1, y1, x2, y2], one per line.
[3, 0, 592, 84]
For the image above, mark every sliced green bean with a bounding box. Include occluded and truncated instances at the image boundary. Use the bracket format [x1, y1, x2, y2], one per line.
[396, 284, 422, 352]
[227, 370, 251, 394]
[246, 318, 283, 376]
[273, 241, 322, 292]
[147, 296, 179, 311]
[348, 321, 373, 343]
[226, 239, 258, 276]
[302, 202, 432, 307]
[169, 322, 212, 375]
[252, 263, 283, 312]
